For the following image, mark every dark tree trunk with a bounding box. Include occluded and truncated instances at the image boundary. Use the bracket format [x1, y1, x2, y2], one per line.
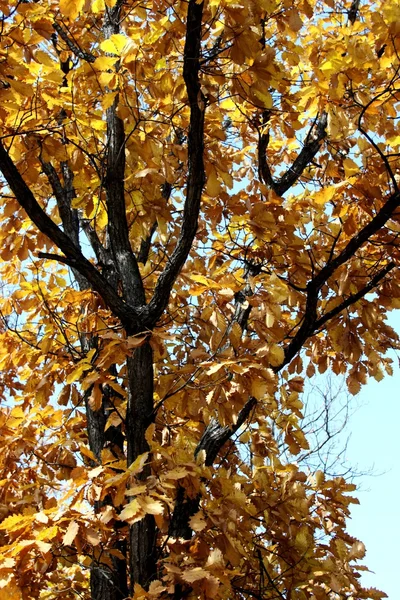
[127, 342, 157, 588]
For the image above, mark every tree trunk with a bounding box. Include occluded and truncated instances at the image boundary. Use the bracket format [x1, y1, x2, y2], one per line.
[126, 342, 157, 588]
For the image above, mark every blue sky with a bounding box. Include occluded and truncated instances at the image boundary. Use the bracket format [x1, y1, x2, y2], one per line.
[343, 312, 400, 599]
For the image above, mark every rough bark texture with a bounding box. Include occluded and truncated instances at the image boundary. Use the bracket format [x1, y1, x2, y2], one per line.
[127, 343, 157, 587]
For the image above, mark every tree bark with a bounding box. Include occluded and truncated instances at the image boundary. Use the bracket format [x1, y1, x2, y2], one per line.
[127, 342, 158, 588]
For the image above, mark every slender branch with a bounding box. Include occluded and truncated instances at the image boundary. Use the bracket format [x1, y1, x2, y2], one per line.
[146, 0, 206, 326]
[52, 21, 96, 63]
[137, 182, 172, 265]
[275, 113, 327, 195]
[80, 220, 109, 265]
[40, 157, 89, 290]
[315, 262, 396, 330]
[257, 111, 274, 189]
[280, 185, 400, 368]
[137, 221, 157, 266]
[258, 113, 327, 196]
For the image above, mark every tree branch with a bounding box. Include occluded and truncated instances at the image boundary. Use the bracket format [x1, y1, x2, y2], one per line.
[40, 157, 89, 290]
[137, 183, 172, 265]
[258, 113, 327, 196]
[275, 113, 327, 195]
[146, 0, 206, 326]
[103, 6, 146, 312]
[0, 139, 139, 329]
[52, 21, 96, 63]
[280, 187, 400, 369]
[348, 0, 360, 24]
[195, 396, 257, 466]
[315, 262, 396, 331]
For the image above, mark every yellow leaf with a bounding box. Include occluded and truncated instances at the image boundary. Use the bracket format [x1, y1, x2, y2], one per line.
[314, 470, 325, 488]
[253, 88, 273, 108]
[251, 378, 267, 400]
[34, 50, 55, 67]
[60, 0, 85, 20]
[220, 97, 237, 110]
[119, 499, 144, 524]
[137, 496, 164, 515]
[182, 567, 210, 583]
[105, 411, 122, 430]
[269, 343, 284, 367]
[346, 375, 361, 395]
[34, 511, 49, 524]
[206, 547, 224, 567]
[229, 322, 242, 350]
[348, 540, 366, 560]
[63, 520, 79, 546]
[165, 467, 188, 480]
[92, 0, 105, 12]
[36, 526, 58, 541]
[126, 335, 147, 348]
[343, 158, 359, 177]
[101, 92, 118, 110]
[0, 579, 22, 600]
[0, 513, 31, 531]
[66, 360, 92, 384]
[85, 527, 100, 546]
[287, 9, 303, 31]
[128, 452, 149, 475]
[313, 186, 336, 205]
[295, 527, 311, 551]
[36, 541, 52, 553]
[126, 484, 147, 496]
[93, 56, 118, 71]
[206, 167, 221, 197]
[100, 34, 128, 56]
[148, 580, 166, 597]
[189, 274, 220, 289]
[88, 384, 103, 411]
[88, 466, 103, 478]
[189, 511, 207, 532]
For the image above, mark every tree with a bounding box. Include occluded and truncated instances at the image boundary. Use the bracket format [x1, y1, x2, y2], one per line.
[0, 0, 397, 597]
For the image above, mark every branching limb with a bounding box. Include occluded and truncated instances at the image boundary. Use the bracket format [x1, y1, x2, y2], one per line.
[146, 0, 206, 326]
[258, 113, 327, 196]
[52, 21, 96, 63]
[315, 261, 396, 330]
[103, 6, 146, 311]
[280, 185, 400, 369]
[0, 139, 139, 328]
[195, 396, 257, 466]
